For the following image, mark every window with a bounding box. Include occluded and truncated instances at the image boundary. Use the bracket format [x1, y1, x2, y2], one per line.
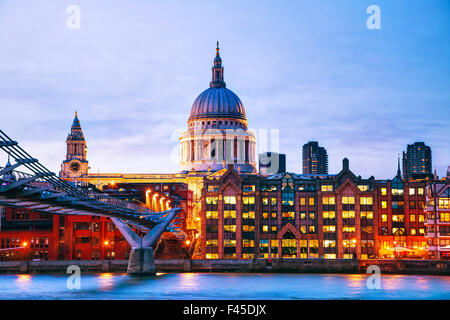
[271, 198, 277, 206]
[224, 196, 236, 204]
[207, 185, 219, 192]
[418, 215, 425, 223]
[409, 201, 416, 209]
[361, 211, 373, 219]
[243, 185, 255, 193]
[243, 197, 255, 205]
[360, 197, 373, 205]
[418, 188, 424, 195]
[381, 188, 387, 196]
[323, 211, 335, 219]
[309, 225, 316, 234]
[224, 240, 236, 247]
[358, 185, 369, 192]
[323, 240, 336, 248]
[282, 212, 295, 219]
[410, 228, 417, 235]
[392, 215, 404, 222]
[343, 211, 355, 219]
[309, 197, 315, 206]
[381, 201, 387, 209]
[323, 226, 336, 233]
[224, 225, 236, 232]
[342, 196, 355, 204]
[321, 185, 333, 192]
[262, 225, 269, 233]
[262, 198, 269, 206]
[381, 214, 388, 222]
[224, 210, 236, 218]
[206, 197, 218, 205]
[392, 201, 404, 209]
[309, 212, 315, 220]
[206, 240, 218, 247]
[206, 211, 218, 219]
[242, 211, 255, 219]
[410, 214, 416, 222]
[322, 196, 335, 205]
[300, 197, 306, 206]
[439, 198, 450, 209]
[262, 212, 269, 219]
[409, 188, 415, 195]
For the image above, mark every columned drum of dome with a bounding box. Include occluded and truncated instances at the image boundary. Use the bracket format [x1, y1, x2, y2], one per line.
[180, 43, 256, 173]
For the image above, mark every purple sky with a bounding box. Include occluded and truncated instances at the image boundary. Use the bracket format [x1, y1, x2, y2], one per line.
[0, 0, 448, 179]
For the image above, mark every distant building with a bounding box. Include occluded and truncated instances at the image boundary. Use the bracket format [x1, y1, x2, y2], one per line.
[402, 142, 432, 180]
[302, 141, 328, 174]
[259, 152, 286, 175]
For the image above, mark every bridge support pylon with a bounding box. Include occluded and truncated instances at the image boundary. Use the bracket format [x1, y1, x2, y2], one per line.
[111, 209, 179, 276]
[127, 247, 156, 275]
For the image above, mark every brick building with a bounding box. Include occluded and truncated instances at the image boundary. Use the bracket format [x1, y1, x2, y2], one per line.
[200, 159, 431, 260]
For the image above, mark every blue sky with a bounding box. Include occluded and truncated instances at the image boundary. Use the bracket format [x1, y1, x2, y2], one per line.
[0, 0, 448, 178]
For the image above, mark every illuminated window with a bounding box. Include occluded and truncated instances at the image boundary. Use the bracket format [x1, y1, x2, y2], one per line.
[392, 227, 405, 235]
[224, 196, 236, 204]
[323, 240, 336, 248]
[309, 212, 315, 220]
[243, 185, 255, 193]
[262, 198, 269, 206]
[271, 212, 277, 219]
[309, 225, 316, 233]
[262, 225, 269, 233]
[300, 197, 306, 206]
[392, 188, 404, 195]
[271, 198, 277, 206]
[392, 215, 404, 222]
[439, 198, 450, 209]
[243, 239, 254, 247]
[358, 185, 369, 192]
[300, 226, 306, 234]
[342, 211, 355, 219]
[343, 226, 355, 233]
[309, 197, 315, 206]
[410, 228, 417, 235]
[381, 201, 387, 209]
[322, 196, 335, 205]
[323, 226, 336, 233]
[342, 196, 355, 204]
[243, 197, 255, 205]
[207, 185, 219, 192]
[271, 226, 277, 232]
[243, 211, 255, 219]
[392, 201, 404, 209]
[419, 228, 425, 235]
[206, 197, 218, 205]
[262, 212, 269, 219]
[381, 214, 388, 222]
[410, 214, 416, 222]
[242, 225, 255, 232]
[409, 188, 415, 195]
[300, 212, 306, 220]
[381, 188, 387, 196]
[418, 215, 425, 223]
[224, 240, 236, 247]
[360, 197, 373, 205]
[224, 210, 236, 218]
[224, 225, 236, 233]
[323, 211, 335, 219]
[321, 185, 333, 192]
[206, 240, 218, 247]
[206, 254, 218, 259]
[282, 211, 295, 219]
[418, 188, 424, 195]
[206, 211, 218, 219]
[361, 211, 373, 219]
[324, 254, 336, 259]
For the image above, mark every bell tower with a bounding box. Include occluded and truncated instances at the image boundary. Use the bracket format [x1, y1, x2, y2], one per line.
[60, 112, 89, 179]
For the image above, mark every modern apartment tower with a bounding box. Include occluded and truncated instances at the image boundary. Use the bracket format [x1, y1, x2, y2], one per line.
[302, 141, 328, 174]
[402, 142, 432, 180]
[259, 152, 286, 175]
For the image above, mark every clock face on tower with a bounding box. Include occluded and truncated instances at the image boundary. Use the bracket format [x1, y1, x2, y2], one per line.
[70, 161, 81, 172]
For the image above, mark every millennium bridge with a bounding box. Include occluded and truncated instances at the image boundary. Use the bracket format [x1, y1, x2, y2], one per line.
[0, 129, 181, 275]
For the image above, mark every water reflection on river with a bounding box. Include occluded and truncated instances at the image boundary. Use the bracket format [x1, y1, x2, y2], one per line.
[0, 273, 448, 300]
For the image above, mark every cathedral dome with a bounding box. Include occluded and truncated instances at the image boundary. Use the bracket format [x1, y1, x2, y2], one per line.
[188, 42, 246, 122]
[189, 87, 246, 121]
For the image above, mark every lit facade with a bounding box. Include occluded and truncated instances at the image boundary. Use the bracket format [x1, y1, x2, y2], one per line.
[199, 159, 432, 260]
[425, 168, 450, 260]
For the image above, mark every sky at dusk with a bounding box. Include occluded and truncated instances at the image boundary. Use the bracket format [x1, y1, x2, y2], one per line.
[0, 0, 448, 179]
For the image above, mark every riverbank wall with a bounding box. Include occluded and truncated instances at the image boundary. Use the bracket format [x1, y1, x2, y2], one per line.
[0, 259, 448, 275]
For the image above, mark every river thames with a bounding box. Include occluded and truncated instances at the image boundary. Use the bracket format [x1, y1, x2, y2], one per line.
[0, 273, 448, 300]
